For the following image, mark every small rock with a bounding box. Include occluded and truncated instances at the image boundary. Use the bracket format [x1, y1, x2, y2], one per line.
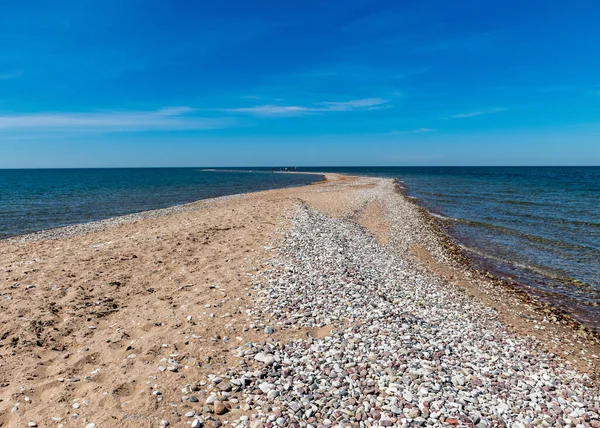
[217, 381, 232, 392]
[258, 382, 272, 393]
[214, 400, 228, 415]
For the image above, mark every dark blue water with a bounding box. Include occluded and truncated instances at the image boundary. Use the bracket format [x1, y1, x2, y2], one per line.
[0, 168, 319, 239]
[299, 167, 600, 330]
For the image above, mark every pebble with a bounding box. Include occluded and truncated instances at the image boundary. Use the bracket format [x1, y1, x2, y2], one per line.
[177, 177, 600, 428]
[214, 400, 228, 415]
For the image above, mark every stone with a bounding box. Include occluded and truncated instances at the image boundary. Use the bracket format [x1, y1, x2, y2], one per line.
[217, 381, 232, 392]
[214, 400, 228, 415]
[258, 382, 272, 393]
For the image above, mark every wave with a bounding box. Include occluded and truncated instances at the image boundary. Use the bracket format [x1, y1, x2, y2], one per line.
[502, 199, 540, 206]
[435, 215, 599, 253]
[458, 244, 565, 283]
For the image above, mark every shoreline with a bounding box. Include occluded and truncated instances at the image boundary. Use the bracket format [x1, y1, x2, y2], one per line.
[5, 171, 599, 342]
[393, 179, 600, 341]
[4, 171, 599, 346]
[1, 174, 599, 427]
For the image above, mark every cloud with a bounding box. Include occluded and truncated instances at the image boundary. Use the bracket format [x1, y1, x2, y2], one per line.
[226, 105, 311, 117]
[389, 128, 436, 135]
[319, 98, 388, 111]
[448, 107, 508, 119]
[227, 98, 389, 117]
[0, 107, 232, 131]
[0, 71, 22, 80]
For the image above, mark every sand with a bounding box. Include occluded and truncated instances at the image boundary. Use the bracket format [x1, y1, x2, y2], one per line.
[0, 174, 598, 427]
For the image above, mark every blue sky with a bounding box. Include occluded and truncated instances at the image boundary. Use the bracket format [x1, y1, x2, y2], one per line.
[0, 0, 599, 167]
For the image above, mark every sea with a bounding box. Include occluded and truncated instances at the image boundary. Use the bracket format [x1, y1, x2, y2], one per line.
[0, 166, 598, 331]
[0, 168, 319, 239]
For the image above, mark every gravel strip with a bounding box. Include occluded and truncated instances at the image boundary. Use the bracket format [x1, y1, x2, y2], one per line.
[194, 178, 599, 427]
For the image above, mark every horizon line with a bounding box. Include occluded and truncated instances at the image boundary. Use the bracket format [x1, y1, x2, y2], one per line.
[1, 165, 599, 170]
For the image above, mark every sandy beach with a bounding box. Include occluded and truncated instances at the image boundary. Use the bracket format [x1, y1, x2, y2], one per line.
[1, 174, 599, 428]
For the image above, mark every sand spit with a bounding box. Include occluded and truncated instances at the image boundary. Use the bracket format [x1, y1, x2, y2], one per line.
[0, 175, 599, 427]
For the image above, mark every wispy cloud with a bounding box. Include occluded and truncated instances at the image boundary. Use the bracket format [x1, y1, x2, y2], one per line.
[226, 98, 389, 117]
[448, 107, 508, 119]
[0, 107, 232, 131]
[226, 105, 311, 117]
[320, 98, 388, 111]
[389, 128, 436, 135]
[0, 71, 22, 80]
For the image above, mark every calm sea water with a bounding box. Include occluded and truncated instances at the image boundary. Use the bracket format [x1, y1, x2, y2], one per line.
[301, 166, 600, 330]
[0, 168, 318, 239]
